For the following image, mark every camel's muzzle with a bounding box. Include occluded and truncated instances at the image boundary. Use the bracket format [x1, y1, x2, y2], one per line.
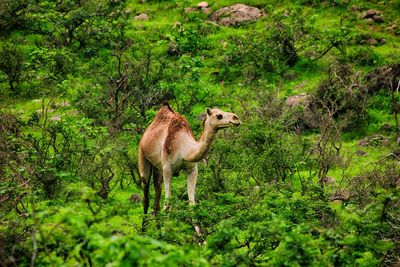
[230, 121, 241, 126]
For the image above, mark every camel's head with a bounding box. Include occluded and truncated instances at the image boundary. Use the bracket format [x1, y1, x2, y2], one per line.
[204, 108, 241, 130]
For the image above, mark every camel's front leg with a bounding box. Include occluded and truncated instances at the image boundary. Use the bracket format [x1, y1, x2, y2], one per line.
[162, 165, 172, 210]
[186, 165, 198, 205]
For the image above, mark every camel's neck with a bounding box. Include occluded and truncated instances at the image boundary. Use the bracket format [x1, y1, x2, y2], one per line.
[183, 125, 217, 162]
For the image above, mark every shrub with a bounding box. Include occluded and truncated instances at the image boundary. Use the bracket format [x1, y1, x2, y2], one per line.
[347, 46, 382, 67]
[0, 0, 28, 36]
[312, 63, 369, 129]
[0, 42, 24, 92]
[217, 15, 305, 83]
[74, 44, 175, 134]
[172, 24, 211, 56]
[25, 117, 100, 197]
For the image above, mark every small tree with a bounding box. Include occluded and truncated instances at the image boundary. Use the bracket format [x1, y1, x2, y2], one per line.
[313, 63, 369, 129]
[99, 46, 174, 135]
[311, 97, 345, 188]
[0, 0, 29, 36]
[0, 43, 24, 92]
[384, 65, 400, 136]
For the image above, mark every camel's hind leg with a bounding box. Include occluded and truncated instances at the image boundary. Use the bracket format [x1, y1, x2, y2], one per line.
[162, 165, 173, 211]
[138, 148, 152, 215]
[153, 168, 163, 214]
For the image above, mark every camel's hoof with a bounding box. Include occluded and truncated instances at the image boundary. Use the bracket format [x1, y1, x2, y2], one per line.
[194, 225, 202, 236]
[193, 224, 207, 246]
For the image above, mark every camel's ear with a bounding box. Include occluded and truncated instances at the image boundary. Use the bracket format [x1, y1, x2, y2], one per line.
[206, 108, 212, 116]
[199, 113, 207, 121]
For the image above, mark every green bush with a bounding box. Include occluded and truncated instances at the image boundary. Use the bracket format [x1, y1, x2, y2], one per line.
[0, 42, 24, 92]
[347, 46, 382, 67]
[172, 24, 211, 56]
[312, 63, 369, 129]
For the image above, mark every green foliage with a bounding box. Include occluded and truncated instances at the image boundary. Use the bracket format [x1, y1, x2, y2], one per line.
[172, 24, 210, 56]
[347, 46, 382, 67]
[312, 63, 369, 128]
[74, 40, 176, 133]
[25, 117, 101, 197]
[25, 0, 127, 53]
[218, 20, 299, 82]
[0, 41, 24, 92]
[29, 47, 73, 81]
[0, 0, 29, 36]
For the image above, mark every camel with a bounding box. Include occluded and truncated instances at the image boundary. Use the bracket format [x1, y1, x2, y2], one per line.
[138, 102, 240, 214]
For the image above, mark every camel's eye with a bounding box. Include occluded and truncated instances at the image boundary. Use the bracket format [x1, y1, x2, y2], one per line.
[216, 114, 223, 120]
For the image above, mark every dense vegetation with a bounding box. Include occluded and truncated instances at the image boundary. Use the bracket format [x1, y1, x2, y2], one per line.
[1, 0, 400, 266]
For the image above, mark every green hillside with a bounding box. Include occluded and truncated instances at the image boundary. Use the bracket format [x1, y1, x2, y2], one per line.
[1, 0, 399, 266]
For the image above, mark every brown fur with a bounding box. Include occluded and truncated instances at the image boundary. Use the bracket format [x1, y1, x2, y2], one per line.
[164, 114, 194, 154]
[152, 105, 173, 127]
[150, 103, 194, 154]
